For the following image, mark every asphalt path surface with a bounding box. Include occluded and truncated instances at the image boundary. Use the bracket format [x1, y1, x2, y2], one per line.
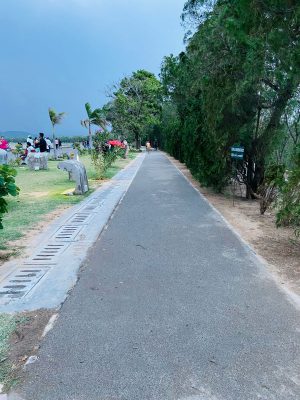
[14, 152, 300, 400]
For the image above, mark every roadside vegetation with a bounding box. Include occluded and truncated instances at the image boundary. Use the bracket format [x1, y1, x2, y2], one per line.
[0, 314, 20, 389]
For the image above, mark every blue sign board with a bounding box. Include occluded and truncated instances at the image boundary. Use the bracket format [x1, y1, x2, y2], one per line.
[231, 146, 244, 160]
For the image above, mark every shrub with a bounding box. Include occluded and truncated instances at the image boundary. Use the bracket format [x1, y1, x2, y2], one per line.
[8, 158, 22, 167]
[0, 165, 20, 228]
[73, 142, 87, 156]
[91, 131, 122, 179]
[276, 148, 300, 236]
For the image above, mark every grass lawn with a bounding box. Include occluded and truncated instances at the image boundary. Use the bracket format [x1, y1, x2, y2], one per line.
[0, 153, 137, 256]
[0, 314, 20, 389]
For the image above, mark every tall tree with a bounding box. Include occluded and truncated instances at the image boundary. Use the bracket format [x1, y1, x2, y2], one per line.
[103, 70, 162, 148]
[81, 103, 106, 148]
[48, 108, 65, 159]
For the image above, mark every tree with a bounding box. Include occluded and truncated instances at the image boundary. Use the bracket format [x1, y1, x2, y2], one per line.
[48, 108, 65, 159]
[81, 103, 106, 149]
[103, 70, 162, 148]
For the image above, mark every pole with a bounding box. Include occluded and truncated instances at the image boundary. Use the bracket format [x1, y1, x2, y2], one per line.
[89, 122, 92, 149]
[52, 124, 57, 160]
[232, 159, 236, 207]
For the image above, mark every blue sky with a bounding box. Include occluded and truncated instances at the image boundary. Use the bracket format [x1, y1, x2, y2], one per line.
[0, 0, 185, 136]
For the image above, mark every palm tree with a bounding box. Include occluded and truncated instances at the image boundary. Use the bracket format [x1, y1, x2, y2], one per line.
[81, 103, 106, 148]
[48, 108, 65, 159]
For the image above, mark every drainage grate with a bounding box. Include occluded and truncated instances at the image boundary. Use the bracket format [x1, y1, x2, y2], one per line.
[81, 201, 104, 213]
[53, 225, 82, 241]
[25, 243, 69, 264]
[0, 267, 48, 299]
[87, 199, 104, 206]
[68, 213, 91, 225]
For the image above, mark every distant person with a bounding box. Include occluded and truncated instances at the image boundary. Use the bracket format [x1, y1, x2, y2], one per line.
[27, 135, 34, 146]
[39, 133, 47, 153]
[103, 141, 110, 153]
[45, 137, 52, 152]
[154, 139, 158, 151]
[21, 141, 35, 162]
[34, 137, 39, 149]
[146, 140, 151, 153]
[26, 141, 35, 154]
[55, 138, 59, 150]
[58, 139, 62, 148]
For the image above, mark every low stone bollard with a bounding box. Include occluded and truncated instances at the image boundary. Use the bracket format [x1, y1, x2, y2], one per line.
[57, 160, 89, 195]
[27, 153, 48, 170]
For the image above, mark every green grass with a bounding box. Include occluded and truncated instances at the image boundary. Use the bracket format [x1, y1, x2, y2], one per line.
[0, 314, 17, 387]
[0, 153, 136, 254]
[0, 314, 28, 390]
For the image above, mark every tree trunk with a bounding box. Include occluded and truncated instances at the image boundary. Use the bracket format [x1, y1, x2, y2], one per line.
[135, 132, 140, 150]
[252, 159, 264, 194]
[246, 157, 254, 199]
[88, 122, 92, 149]
[52, 125, 57, 160]
[260, 79, 294, 150]
[247, 78, 297, 196]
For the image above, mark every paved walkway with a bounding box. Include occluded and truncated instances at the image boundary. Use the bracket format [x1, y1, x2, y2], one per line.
[12, 153, 300, 400]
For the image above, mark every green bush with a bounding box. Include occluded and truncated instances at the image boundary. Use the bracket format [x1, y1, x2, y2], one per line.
[276, 148, 300, 236]
[73, 142, 87, 156]
[91, 131, 124, 179]
[0, 165, 20, 228]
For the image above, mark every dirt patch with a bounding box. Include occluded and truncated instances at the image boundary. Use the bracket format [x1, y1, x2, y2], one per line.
[24, 191, 50, 198]
[7, 310, 55, 390]
[166, 155, 300, 297]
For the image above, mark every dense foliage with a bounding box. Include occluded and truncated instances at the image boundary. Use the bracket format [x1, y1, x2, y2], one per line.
[158, 0, 300, 231]
[0, 165, 19, 228]
[102, 70, 162, 148]
[276, 146, 300, 235]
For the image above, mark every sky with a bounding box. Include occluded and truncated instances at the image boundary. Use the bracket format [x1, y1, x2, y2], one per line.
[0, 0, 185, 137]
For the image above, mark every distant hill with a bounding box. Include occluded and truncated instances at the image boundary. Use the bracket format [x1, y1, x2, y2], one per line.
[0, 131, 33, 140]
[0, 131, 86, 140]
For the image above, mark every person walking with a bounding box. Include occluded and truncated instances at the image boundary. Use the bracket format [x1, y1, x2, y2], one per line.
[146, 140, 151, 154]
